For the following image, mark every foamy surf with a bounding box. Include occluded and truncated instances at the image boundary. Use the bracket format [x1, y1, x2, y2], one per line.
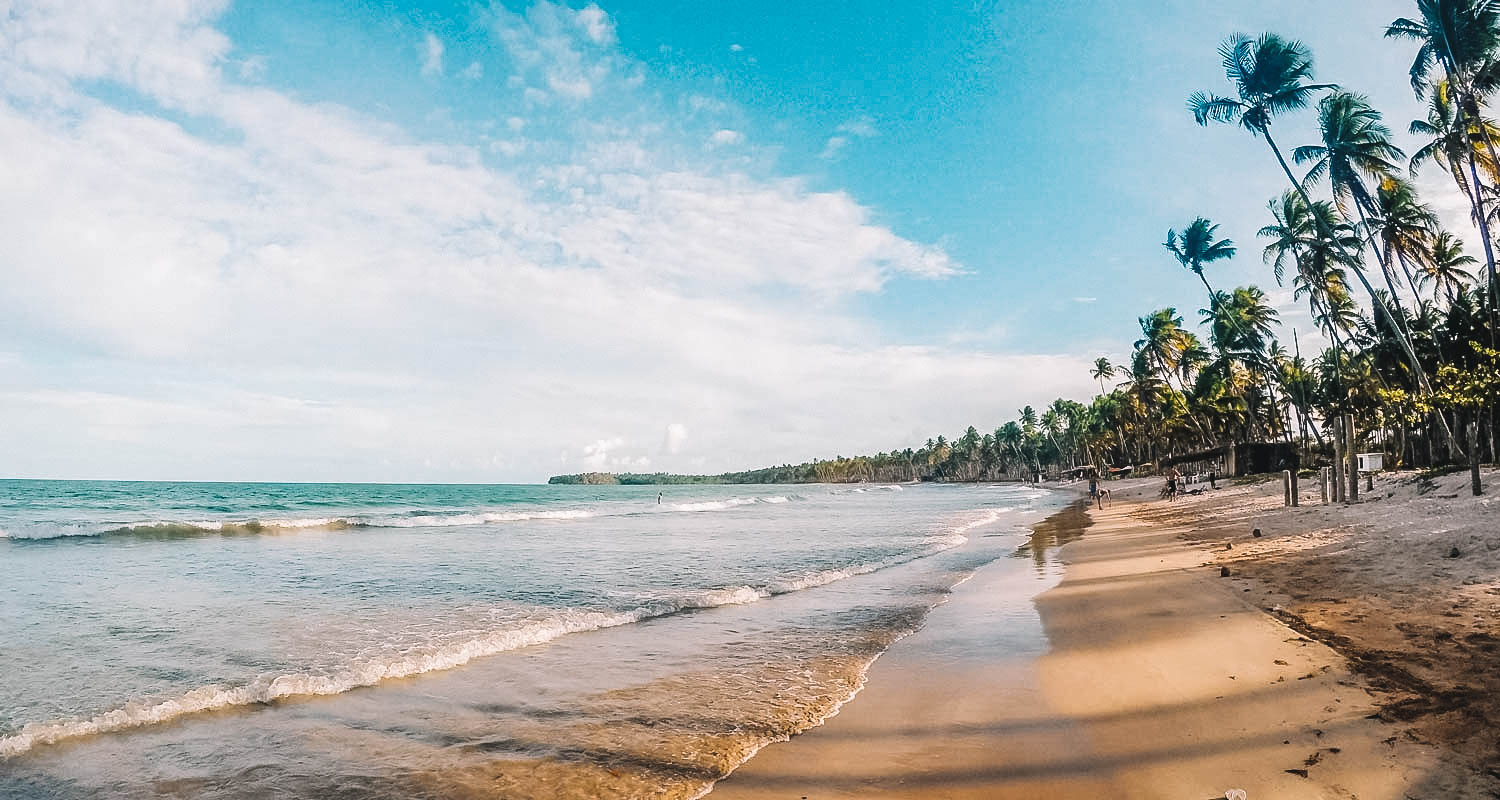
[0, 496, 818, 540]
[0, 514, 985, 760]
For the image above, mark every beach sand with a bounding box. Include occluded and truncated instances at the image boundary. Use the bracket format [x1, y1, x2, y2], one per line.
[712, 478, 1497, 798]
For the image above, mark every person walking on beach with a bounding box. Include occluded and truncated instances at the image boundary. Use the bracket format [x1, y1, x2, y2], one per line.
[1088, 472, 1102, 510]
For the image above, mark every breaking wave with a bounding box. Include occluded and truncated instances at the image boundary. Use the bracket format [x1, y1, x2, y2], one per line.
[0, 497, 809, 541]
[0, 504, 998, 759]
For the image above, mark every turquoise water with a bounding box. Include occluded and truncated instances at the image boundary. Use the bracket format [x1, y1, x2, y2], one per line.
[0, 479, 1062, 798]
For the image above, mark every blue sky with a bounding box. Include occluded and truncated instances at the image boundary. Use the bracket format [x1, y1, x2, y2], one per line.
[0, 0, 1467, 481]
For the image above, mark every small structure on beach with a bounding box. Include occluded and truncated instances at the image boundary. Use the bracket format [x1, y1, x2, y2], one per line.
[1160, 442, 1298, 478]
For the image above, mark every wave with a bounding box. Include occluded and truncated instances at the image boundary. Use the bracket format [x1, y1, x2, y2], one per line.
[0, 518, 356, 541]
[0, 507, 984, 759]
[2, 496, 813, 541]
[666, 495, 798, 512]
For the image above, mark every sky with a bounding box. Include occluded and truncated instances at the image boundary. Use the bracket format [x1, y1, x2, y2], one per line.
[0, 0, 1473, 482]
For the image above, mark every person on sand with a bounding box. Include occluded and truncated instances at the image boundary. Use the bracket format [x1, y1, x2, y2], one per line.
[1088, 472, 1102, 509]
[1158, 465, 1182, 495]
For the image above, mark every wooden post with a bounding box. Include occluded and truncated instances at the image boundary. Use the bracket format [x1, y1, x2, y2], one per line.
[1282, 470, 1292, 506]
[1319, 467, 1329, 504]
[1290, 462, 1300, 507]
[1471, 416, 1483, 497]
[1332, 423, 1345, 503]
[1346, 415, 1360, 503]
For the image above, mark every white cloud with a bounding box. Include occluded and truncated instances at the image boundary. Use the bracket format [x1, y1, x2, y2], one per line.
[580, 436, 625, 469]
[459, 60, 483, 80]
[238, 55, 266, 80]
[1072, 296, 1097, 303]
[420, 32, 444, 77]
[820, 135, 848, 160]
[837, 116, 879, 138]
[729, 43, 744, 53]
[662, 423, 689, 455]
[707, 128, 742, 147]
[574, 4, 616, 45]
[0, 0, 1095, 482]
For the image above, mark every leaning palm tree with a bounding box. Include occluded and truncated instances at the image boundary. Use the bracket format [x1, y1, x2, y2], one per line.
[1165, 217, 1237, 299]
[1259, 191, 1361, 356]
[1369, 176, 1441, 303]
[1409, 79, 1500, 201]
[1295, 92, 1429, 333]
[1388, 0, 1500, 320]
[1190, 33, 1334, 210]
[1295, 91, 1407, 217]
[1420, 228, 1478, 303]
[1090, 357, 1116, 394]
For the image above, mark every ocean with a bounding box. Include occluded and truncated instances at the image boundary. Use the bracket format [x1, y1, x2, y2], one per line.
[0, 479, 1066, 799]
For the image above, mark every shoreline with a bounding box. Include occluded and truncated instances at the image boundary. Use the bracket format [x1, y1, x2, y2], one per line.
[711, 479, 1490, 797]
[708, 498, 1103, 799]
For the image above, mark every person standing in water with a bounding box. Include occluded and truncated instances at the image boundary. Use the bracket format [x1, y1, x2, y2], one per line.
[657, 491, 663, 505]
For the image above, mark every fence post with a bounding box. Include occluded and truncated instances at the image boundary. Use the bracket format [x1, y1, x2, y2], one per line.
[1332, 425, 1345, 503]
[1319, 467, 1329, 504]
[1346, 415, 1360, 503]
[1282, 470, 1292, 506]
[1471, 417, 1483, 497]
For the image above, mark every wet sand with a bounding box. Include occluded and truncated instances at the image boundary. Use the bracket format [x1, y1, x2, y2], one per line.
[712, 491, 1468, 798]
[709, 501, 1107, 799]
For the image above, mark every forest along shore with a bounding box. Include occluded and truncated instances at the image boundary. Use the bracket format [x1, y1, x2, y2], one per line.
[1104, 472, 1500, 795]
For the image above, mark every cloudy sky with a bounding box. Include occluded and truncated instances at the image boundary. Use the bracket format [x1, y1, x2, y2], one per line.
[0, 0, 1469, 482]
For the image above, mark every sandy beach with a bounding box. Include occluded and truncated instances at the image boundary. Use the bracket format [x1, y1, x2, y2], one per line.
[713, 476, 1500, 798]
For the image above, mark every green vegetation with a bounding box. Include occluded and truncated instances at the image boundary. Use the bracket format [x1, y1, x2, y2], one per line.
[557, 5, 1500, 489]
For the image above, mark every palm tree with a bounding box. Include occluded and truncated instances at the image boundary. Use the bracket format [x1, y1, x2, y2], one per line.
[1165, 217, 1237, 298]
[1295, 91, 1431, 345]
[1388, 0, 1500, 321]
[1369, 177, 1440, 302]
[1295, 91, 1406, 217]
[1259, 191, 1359, 354]
[1190, 33, 1334, 212]
[1420, 228, 1478, 303]
[1135, 309, 1191, 383]
[1409, 79, 1500, 201]
[1091, 357, 1116, 394]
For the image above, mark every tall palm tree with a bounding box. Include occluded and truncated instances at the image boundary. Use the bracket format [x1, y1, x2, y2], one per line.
[1409, 79, 1500, 201]
[1165, 217, 1237, 298]
[1259, 191, 1360, 357]
[1090, 357, 1116, 394]
[1190, 33, 1334, 210]
[1420, 228, 1478, 303]
[1295, 91, 1428, 337]
[1295, 91, 1407, 216]
[1388, 0, 1500, 321]
[1135, 309, 1192, 382]
[1369, 176, 1441, 302]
